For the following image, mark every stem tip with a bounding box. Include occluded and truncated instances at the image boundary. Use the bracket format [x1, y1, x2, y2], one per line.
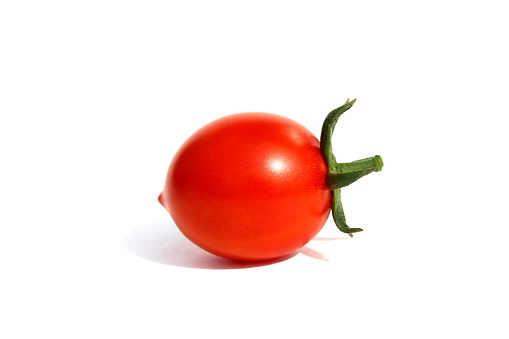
[374, 155, 384, 172]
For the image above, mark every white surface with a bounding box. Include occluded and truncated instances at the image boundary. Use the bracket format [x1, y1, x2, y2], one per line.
[1, 1, 508, 338]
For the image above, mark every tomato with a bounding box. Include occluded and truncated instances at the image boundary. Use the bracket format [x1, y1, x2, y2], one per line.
[159, 113, 331, 261]
[159, 100, 383, 261]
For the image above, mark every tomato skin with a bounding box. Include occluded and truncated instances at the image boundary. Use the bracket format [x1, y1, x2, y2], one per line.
[159, 113, 331, 261]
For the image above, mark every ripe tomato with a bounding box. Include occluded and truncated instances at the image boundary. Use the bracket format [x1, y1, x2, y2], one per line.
[159, 113, 331, 261]
[159, 99, 383, 261]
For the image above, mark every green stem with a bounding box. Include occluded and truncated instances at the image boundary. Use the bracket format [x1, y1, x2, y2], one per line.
[337, 155, 384, 173]
[327, 155, 384, 189]
[320, 99, 383, 236]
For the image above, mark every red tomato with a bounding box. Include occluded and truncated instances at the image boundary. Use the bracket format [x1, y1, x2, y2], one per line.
[159, 113, 331, 261]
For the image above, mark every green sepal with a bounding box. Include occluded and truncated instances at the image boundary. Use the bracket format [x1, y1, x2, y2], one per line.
[319, 99, 383, 236]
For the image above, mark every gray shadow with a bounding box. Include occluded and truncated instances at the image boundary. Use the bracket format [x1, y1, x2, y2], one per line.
[119, 220, 303, 269]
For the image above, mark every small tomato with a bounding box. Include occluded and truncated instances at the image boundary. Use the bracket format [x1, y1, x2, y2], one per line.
[159, 99, 383, 261]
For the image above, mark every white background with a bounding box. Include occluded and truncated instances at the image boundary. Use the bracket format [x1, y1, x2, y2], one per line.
[1, 1, 508, 338]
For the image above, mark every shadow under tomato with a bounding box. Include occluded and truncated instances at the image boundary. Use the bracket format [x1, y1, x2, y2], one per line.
[119, 220, 329, 269]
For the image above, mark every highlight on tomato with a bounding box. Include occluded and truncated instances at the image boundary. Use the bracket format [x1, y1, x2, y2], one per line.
[158, 99, 383, 261]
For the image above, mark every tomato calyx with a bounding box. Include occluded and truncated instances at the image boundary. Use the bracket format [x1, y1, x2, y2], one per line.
[320, 99, 384, 236]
